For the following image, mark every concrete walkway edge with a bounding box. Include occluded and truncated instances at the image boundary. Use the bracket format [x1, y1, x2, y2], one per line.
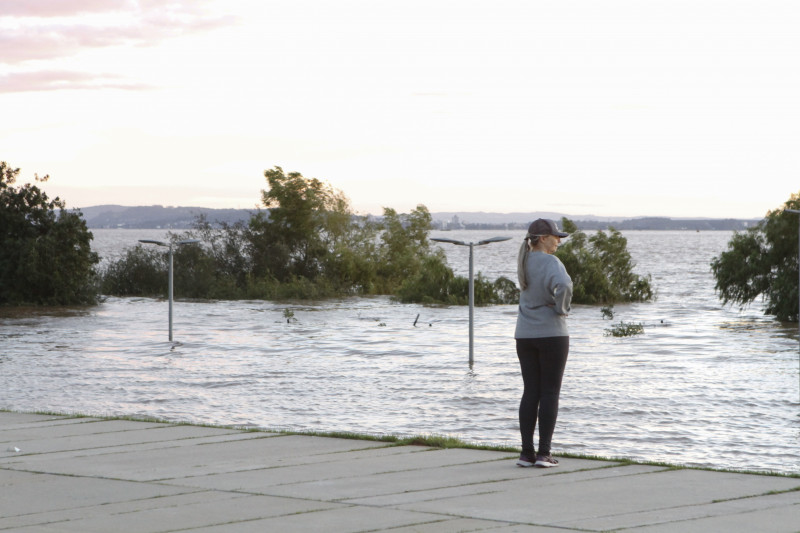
[1, 412, 798, 532]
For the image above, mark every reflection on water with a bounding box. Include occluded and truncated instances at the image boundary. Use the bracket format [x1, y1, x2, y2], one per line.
[1, 229, 798, 474]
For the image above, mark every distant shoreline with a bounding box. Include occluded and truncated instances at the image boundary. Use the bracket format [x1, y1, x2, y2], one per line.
[78, 204, 762, 231]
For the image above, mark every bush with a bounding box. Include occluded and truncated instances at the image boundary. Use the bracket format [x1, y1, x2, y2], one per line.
[0, 162, 99, 305]
[556, 218, 654, 305]
[100, 246, 166, 297]
[604, 321, 645, 337]
[394, 257, 519, 306]
[99, 166, 517, 305]
[394, 254, 457, 304]
[711, 192, 799, 322]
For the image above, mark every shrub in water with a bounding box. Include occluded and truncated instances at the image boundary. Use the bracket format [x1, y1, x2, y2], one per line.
[100, 246, 166, 297]
[712, 191, 799, 322]
[604, 321, 645, 337]
[556, 218, 654, 305]
[98, 166, 522, 305]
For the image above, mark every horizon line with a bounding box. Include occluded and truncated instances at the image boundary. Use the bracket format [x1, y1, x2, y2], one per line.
[74, 203, 764, 222]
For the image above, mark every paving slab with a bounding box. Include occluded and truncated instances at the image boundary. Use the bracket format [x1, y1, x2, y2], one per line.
[0, 470, 192, 519]
[628, 500, 800, 532]
[0, 490, 227, 530]
[1, 411, 798, 533]
[169, 447, 517, 492]
[2, 433, 388, 481]
[560, 489, 800, 532]
[0, 423, 244, 455]
[2, 430, 272, 462]
[8, 493, 343, 533]
[345, 464, 662, 507]
[166, 444, 431, 491]
[0, 419, 170, 444]
[398, 467, 800, 530]
[173, 506, 455, 533]
[0, 412, 89, 427]
[262, 455, 619, 502]
[381, 517, 532, 532]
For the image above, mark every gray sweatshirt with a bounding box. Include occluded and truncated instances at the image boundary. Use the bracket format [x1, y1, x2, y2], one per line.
[515, 251, 573, 339]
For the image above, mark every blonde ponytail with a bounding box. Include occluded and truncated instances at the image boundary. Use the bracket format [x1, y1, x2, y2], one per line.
[517, 234, 539, 290]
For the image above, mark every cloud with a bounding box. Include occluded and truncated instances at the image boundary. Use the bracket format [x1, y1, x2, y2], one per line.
[0, 1, 237, 65]
[0, 0, 118, 18]
[0, 70, 152, 93]
[0, 1, 237, 93]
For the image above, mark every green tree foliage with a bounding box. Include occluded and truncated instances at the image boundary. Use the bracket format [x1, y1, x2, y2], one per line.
[100, 166, 516, 304]
[556, 218, 654, 305]
[178, 216, 253, 299]
[0, 161, 99, 305]
[376, 206, 440, 291]
[100, 246, 166, 297]
[248, 166, 357, 285]
[711, 192, 799, 322]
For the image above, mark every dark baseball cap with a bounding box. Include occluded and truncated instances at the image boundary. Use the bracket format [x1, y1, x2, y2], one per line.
[527, 218, 569, 238]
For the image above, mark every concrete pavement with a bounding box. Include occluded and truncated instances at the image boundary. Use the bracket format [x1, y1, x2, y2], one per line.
[1, 411, 798, 532]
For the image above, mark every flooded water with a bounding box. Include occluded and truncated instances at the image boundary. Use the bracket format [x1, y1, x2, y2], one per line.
[1, 229, 798, 474]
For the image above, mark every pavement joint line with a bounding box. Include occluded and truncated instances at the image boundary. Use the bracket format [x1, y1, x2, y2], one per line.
[542, 464, 673, 480]
[158, 457, 527, 489]
[9, 418, 176, 435]
[356, 517, 477, 533]
[353, 504, 598, 533]
[548, 485, 800, 531]
[348, 488, 506, 508]
[332, 466, 669, 509]
[14, 498, 346, 533]
[608, 501, 800, 533]
[0, 487, 218, 522]
[1, 433, 265, 458]
[191, 433, 283, 446]
[710, 484, 800, 504]
[359, 520, 447, 533]
[321, 475, 557, 504]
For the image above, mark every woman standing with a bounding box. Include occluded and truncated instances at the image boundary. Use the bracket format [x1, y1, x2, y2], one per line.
[515, 218, 573, 468]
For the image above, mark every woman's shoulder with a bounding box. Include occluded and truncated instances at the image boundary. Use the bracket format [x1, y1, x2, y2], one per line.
[539, 253, 569, 274]
[532, 252, 562, 265]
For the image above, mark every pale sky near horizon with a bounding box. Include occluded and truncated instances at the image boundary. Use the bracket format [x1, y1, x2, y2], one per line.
[2, 0, 798, 219]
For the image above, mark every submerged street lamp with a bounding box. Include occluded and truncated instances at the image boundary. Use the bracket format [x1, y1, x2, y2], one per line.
[784, 209, 800, 397]
[138, 239, 200, 342]
[431, 236, 511, 367]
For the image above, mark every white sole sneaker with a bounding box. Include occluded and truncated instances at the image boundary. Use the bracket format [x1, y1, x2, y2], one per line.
[516, 456, 535, 467]
[534, 456, 559, 467]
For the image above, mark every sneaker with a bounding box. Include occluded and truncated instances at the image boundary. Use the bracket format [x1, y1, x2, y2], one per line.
[516, 453, 536, 467]
[534, 454, 559, 468]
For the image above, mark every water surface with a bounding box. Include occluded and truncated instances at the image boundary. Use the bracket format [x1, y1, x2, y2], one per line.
[1, 229, 797, 474]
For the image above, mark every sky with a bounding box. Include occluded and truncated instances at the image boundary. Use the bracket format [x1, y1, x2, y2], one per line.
[1, 0, 798, 219]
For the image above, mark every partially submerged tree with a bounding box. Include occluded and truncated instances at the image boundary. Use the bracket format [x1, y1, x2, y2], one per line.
[99, 165, 517, 304]
[0, 161, 99, 305]
[556, 218, 654, 305]
[711, 192, 799, 322]
[248, 166, 354, 282]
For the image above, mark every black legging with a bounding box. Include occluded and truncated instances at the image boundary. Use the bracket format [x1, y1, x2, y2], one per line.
[516, 336, 569, 456]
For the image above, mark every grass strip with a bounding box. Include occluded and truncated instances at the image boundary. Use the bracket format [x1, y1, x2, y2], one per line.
[4, 408, 798, 479]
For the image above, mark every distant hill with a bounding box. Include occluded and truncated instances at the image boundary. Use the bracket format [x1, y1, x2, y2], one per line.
[78, 205, 256, 229]
[76, 205, 762, 231]
[431, 212, 761, 231]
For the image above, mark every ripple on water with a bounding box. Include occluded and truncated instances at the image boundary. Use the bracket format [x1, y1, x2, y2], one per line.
[1, 232, 799, 474]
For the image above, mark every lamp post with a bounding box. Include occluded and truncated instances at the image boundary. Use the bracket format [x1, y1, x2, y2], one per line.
[431, 236, 511, 367]
[784, 209, 800, 395]
[138, 238, 200, 341]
